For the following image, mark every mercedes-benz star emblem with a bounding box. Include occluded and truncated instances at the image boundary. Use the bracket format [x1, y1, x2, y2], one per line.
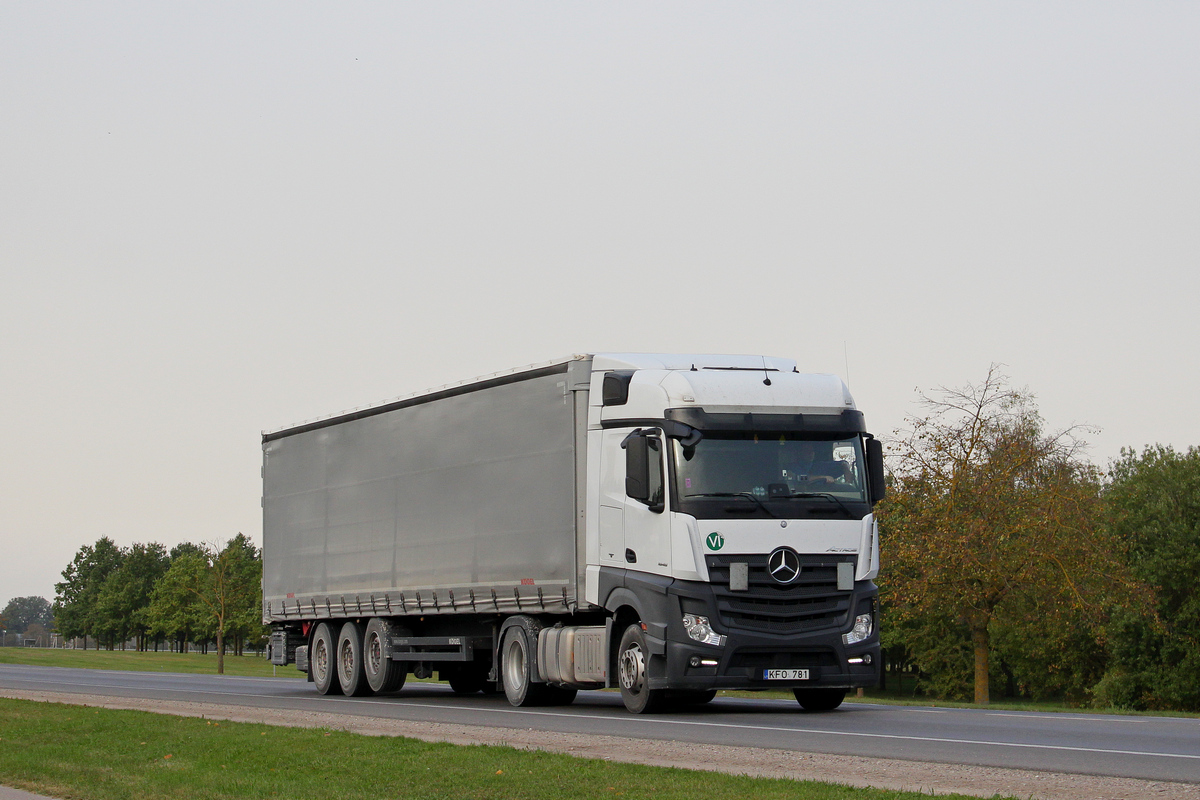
[768, 546, 801, 584]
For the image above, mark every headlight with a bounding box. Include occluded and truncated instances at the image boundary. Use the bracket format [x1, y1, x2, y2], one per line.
[683, 614, 727, 646]
[842, 612, 874, 645]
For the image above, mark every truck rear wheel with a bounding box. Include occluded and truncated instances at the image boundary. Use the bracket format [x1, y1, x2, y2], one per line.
[501, 627, 557, 707]
[501, 627, 536, 706]
[617, 624, 665, 714]
[311, 622, 342, 696]
[793, 688, 846, 711]
[336, 621, 372, 696]
[363, 618, 407, 694]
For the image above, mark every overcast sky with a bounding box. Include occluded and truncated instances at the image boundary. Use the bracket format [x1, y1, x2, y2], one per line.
[2, 3, 1197, 605]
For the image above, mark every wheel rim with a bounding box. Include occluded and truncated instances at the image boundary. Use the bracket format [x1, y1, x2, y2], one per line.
[339, 638, 354, 683]
[367, 633, 382, 677]
[503, 636, 525, 694]
[314, 637, 329, 683]
[618, 642, 645, 695]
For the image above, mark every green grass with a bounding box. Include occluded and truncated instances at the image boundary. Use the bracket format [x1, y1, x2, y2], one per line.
[0, 647, 302, 679]
[0, 698, 1018, 800]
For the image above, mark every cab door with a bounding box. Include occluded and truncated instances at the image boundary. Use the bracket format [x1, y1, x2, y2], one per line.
[621, 430, 672, 576]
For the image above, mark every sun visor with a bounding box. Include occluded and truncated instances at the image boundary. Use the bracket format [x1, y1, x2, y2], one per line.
[665, 408, 866, 434]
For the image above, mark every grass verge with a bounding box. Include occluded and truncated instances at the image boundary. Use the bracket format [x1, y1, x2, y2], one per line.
[0, 698, 1016, 800]
[0, 648, 301, 679]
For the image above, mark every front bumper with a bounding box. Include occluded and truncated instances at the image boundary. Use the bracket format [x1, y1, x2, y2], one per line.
[649, 578, 881, 691]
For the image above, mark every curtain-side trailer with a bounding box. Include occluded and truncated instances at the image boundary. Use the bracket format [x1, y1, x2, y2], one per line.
[263, 353, 885, 713]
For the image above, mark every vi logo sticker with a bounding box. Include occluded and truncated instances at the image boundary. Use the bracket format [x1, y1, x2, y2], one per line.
[705, 531, 725, 551]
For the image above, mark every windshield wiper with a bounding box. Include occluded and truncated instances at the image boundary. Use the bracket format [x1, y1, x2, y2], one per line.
[781, 492, 854, 517]
[684, 492, 778, 518]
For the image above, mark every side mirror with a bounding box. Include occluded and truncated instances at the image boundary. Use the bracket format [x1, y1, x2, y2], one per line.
[866, 438, 886, 504]
[624, 433, 650, 501]
[623, 430, 665, 513]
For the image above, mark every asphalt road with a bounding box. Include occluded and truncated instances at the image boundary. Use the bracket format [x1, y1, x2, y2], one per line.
[3, 664, 1198, 784]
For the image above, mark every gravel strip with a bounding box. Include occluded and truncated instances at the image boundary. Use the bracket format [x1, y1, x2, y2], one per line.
[3, 689, 1196, 800]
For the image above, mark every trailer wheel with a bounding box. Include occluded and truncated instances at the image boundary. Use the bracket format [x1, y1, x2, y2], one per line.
[617, 624, 665, 714]
[363, 618, 407, 694]
[336, 621, 372, 696]
[793, 688, 846, 711]
[501, 627, 549, 707]
[311, 622, 342, 696]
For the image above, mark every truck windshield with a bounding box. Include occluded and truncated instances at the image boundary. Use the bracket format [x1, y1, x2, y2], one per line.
[671, 432, 870, 520]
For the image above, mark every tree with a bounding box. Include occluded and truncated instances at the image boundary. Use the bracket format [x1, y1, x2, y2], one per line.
[1096, 445, 1200, 710]
[53, 538, 124, 649]
[145, 552, 206, 654]
[1, 596, 53, 635]
[146, 535, 261, 673]
[879, 366, 1133, 704]
[94, 542, 170, 651]
[219, 533, 267, 656]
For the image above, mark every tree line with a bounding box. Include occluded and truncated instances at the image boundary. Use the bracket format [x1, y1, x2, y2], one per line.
[878, 366, 1200, 711]
[51, 534, 265, 674]
[0, 596, 54, 645]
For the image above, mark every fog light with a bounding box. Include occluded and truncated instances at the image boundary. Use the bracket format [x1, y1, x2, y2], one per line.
[842, 612, 874, 645]
[683, 614, 727, 646]
[689, 656, 701, 667]
[847, 654, 873, 665]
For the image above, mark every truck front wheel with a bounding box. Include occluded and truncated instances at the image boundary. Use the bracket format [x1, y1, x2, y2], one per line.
[336, 621, 372, 696]
[311, 622, 342, 696]
[617, 624, 665, 714]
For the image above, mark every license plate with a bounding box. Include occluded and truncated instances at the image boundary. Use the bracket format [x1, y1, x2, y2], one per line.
[764, 668, 810, 680]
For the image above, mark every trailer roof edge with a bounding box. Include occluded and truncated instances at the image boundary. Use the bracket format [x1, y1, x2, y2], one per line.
[262, 357, 581, 443]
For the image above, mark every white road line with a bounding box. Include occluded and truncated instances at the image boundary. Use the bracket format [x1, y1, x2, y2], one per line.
[985, 712, 1148, 723]
[5, 675, 1199, 763]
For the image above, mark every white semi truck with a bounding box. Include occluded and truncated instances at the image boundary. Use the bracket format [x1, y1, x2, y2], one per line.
[263, 353, 884, 713]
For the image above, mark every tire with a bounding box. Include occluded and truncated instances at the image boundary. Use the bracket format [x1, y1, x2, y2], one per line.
[501, 627, 542, 706]
[793, 688, 846, 711]
[336, 621, 372, 696]
[445, 664, 487, 695]
[616, 624, 665, 714]
[311, 622, 342, 696]
[363, 618, 407, 694]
